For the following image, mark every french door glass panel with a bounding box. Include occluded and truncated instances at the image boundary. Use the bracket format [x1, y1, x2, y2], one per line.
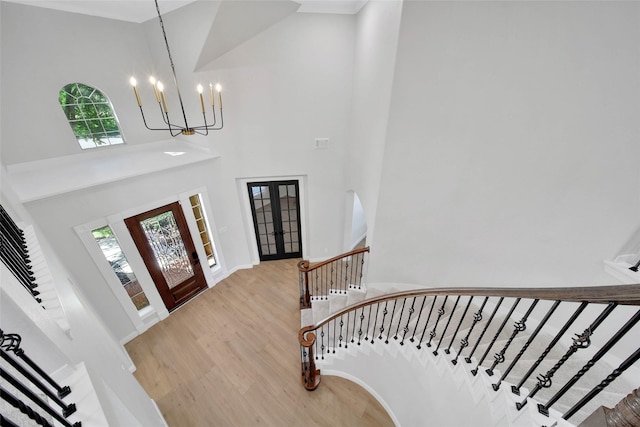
[248, 180, 302, 260]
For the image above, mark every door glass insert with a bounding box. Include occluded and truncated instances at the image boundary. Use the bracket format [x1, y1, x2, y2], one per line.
[92, 225, 150, 311]
[139, 211, 194, 289]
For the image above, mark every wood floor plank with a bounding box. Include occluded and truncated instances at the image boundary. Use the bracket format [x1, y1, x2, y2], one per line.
[126, 258, 394, 426]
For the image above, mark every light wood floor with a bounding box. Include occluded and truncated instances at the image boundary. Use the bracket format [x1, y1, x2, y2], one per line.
[125, 258, 394, 426]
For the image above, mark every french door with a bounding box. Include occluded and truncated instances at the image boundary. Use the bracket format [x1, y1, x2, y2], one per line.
[125, 202, 207, 312]
[248, 180, 302, 261]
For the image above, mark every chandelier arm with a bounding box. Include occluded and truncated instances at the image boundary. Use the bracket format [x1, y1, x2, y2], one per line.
[156, 100, 170, 126]
[192, 110, 224, 131]
[138, 105, 174, 131]
[155, 0, 190, 131]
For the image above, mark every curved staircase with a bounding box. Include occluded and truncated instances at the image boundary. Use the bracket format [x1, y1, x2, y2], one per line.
[298, 248, 640, 427]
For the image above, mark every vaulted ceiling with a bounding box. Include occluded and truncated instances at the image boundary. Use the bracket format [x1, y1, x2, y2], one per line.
[1, 0, 366, 23]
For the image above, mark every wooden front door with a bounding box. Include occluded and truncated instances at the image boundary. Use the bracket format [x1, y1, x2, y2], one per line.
[125, 202, 207, 312]
[248, 180, 302, 261]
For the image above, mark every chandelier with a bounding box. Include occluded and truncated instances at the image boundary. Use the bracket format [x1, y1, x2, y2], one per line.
[129, 0, 223, 136]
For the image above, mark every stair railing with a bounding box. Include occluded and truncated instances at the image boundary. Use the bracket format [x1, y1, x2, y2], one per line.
[0, 204, 41, 304]
[299, 284, 640, 425]
[298, 247, 369, 309]
[0, 329, 81, 427]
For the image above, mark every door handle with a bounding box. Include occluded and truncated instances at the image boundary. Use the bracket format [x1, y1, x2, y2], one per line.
[192, 251, 200, 265]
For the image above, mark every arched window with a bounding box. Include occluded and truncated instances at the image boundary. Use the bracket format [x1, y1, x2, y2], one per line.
[58, 83, 124, 149]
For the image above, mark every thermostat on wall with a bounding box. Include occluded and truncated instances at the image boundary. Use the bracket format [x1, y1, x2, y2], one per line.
[315, 138, 329, 149]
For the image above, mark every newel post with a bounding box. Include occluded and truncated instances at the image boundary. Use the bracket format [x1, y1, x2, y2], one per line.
[298, 260, 311, 309]
[299, 328, 320, 391]
[579, 387, 640, 427]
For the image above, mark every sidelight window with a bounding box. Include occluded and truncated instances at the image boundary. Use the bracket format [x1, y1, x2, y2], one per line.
[189, 194, 217, 267]
[92, 226, 150, 311]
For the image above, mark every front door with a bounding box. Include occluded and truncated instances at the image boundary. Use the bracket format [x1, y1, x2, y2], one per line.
[125, 202, 207, 312]
[248, 180, 302, 261]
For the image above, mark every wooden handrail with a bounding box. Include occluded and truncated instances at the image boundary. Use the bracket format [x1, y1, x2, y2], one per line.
[301, 284, 640, 334]
[298, 282, 640, 413]
[298, 280, 640, 427]
[298, 247, 370, 309]
[297, 246, 370, 272]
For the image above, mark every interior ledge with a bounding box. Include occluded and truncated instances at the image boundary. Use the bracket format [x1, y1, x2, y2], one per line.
[6, 140, 219, 203]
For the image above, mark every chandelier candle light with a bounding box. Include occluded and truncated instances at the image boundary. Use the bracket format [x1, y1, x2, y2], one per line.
[130, 0, 223, 136]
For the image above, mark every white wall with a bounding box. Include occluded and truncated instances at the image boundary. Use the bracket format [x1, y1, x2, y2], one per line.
[350, 191, 367, 248]
[346, 0, 404, 246]
[0, 2, 157, 164]
[369, 1, 640, 287]
[1, 2, 357, 342]
[0, 166, 165, 426]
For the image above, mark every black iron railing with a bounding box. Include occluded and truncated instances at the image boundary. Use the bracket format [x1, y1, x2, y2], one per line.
[0, 329, 81, 427]
[299, 283, 640, 425]
[0, 204, 41, 304]
[298, 247, 369, 309]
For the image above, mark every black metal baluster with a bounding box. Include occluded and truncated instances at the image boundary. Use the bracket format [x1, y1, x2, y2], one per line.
[0, 257, 41, 302]
[394, 299, 408, 340]
[352, 254, 360, 290]
[345, 311, 350, 348]
[0, 332, 70, 398]
[0, 211, 29, 258]
[471, 298, 520, 376]
[0, 385, 55, 427]
[332, 318, 337, 353]
[0, 350, 76, 416]
[562, 347, 640, 421]
[493, 300, 561, 390]
[378, 301, 389, 341]
[539, 309, 640, 415]
[0, 369, 80, 427]
[427, 296, 448, 348]
[314, 269, 319, 301]
[337, 258, 343, 295]
[364, 304, 373, 341]
[0, 413, 20, 427]
[434, 296, 460, 356]
[446, 296, 473, 356]
[512, 301, 587, 395]
[319, 325, 325, 359]
[0, 204, 26, 240]
[338, 315, 345, 348]
[418, 296, 438, 350]
[0, 234, 35, 281]
[400, 298, 417, 345]
[357, 308, 365, 345]
[410, 296, 428, 343]
[344, 258, 350, 294]
[630, 257, 640, 272]
[329, 263, 335, 296]
[351, 306, 358, 344]
[385, 300, 398, 344]
[371, 303, 381, 344]
[454, 296, 488, 365]
[486, 299, 538, 376]
[358, 252, 366, 289]
[517, 302, 617, 412]
[0, 237, 38, 289]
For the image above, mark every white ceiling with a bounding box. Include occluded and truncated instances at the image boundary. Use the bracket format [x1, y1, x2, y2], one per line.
[1, 0, 367, 23]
